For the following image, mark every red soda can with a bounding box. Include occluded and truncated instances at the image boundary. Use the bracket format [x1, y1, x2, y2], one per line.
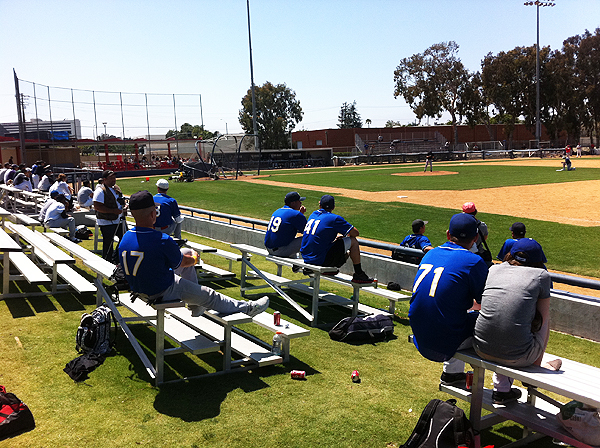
[274, 311, 281, 326]
[465, 371, 473, 390]
[351, 370, 360, 383]
[290, 370, 305, 379]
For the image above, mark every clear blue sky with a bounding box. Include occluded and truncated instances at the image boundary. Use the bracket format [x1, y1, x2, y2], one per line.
[1, 0, 598, 138]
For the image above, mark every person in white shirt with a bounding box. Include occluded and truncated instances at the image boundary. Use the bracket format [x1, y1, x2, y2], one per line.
[38, 191, 60, 223]
[77, 180, 94, 208]
[43, 194, 80, 243]
[13, 170, 33, 192]
[49, 173, 73, 200]
[38, 171, 53, 192]
[93, 170, 126, 261]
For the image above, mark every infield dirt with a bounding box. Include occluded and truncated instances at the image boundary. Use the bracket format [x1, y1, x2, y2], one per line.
[242, 158, 600, 227]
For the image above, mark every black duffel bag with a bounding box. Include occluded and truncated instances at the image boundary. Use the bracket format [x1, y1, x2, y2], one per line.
[329, 314, 394, 343]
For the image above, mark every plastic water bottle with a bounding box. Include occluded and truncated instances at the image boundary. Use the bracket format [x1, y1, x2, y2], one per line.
[272, 331, 283, 356]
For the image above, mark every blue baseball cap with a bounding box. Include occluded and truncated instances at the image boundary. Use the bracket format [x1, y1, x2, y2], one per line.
[285, 191, 305, 204]
[449, 213, 478, 239]
[510, 238, 547, 264]
[320, 194, 335, 210]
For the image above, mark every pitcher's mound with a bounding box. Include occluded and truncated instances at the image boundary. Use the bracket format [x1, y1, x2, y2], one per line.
[393, 170, 458, 177]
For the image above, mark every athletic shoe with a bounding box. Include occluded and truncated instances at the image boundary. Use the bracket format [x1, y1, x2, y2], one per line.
[351, 271, 375, 284]
[70, 237, 82, 244]
[292, 265, 301, 273]
[492, 388, 522, 405]
[302, 268, 313, 276]
[246, 296, 269, 317]
[440, 371, 466, 386]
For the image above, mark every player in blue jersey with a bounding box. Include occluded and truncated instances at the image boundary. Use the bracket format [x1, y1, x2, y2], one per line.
[496, 222, 526, 261]
[300, 194, 374, 284]
[264, 191, 307, 258]
[409, 213, 488, 386]
[153, 179, 184, 240]
[400, 219, 433, 253]
[118, 190, 269, 317]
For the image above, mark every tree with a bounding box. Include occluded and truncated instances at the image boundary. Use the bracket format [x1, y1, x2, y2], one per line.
[365, 118, 372, 128]
[239, 81, 303, 150]
[337, 101, 362, 128]
[165, 123, 215, 140]
[393, 41, 470, 145]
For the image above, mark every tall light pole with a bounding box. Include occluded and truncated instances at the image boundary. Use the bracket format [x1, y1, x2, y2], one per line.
[524, 1, 555, 150]
[246, 0, 259, 160]
[102, 122, 107, 137]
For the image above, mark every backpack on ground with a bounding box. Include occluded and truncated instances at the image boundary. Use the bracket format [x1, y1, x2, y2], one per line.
[75, 304, 116, 355]
[401, 399, 475, 448]
[329, 314, 394, 343]
[74, 224, 93, 240]
[0, 385, 35, 440]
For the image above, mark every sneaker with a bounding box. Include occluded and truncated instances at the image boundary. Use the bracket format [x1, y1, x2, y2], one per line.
[351, 271, 375, 284]
[292, 265, 301, 273]
[492, 388, 522, 405]
[302, 268, 313, 276]
[323, 270, 338, 276]
[70, 237, 82, 244]
[246, 296, 269, 317]
[440, 371, 466, 386]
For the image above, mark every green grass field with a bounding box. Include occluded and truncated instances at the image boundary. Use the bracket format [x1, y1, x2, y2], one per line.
[117, 162, 600, 278]
[2, 161, 599, 448]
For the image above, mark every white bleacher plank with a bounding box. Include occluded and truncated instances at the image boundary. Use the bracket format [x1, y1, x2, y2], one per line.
[162, 315, 221, 355]
[168, 309, 282, 366]
[185, 241, 217, 253]
[362, 286, 409, 302]
[197, 261, 235, 278]
[214, 248, 243, 261]
[56, 264, 96, 294]
[8, 252, 50, 283]
[251, 312, 310, 338]
[231, 243, 269, 257]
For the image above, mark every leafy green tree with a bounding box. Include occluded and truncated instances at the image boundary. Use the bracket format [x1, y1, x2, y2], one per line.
[385, 120, 402, 128]
[365, 118, 372, 128]
[239, 81, 303, 150]
[337, 101, 362, 128]
[165, 123, 215, 140]
[393, 41, 470, 145]
[577, 28, 600, 147]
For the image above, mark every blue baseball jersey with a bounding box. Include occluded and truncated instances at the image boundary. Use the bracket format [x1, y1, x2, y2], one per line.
[300, 209, 353, 265]
[497, 238, 519, 261]
[409, 241, 488, 362]
[400, 234, 432, 251]
[118, 226, 183, 296]
[264, 206, 307, 249]
[153, 193, 181, 228]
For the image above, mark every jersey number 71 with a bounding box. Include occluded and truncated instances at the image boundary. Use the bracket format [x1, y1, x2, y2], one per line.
[413, 263, 445, 297]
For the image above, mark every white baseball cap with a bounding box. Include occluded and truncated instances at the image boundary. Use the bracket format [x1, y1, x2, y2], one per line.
[156, 179, 169, 190]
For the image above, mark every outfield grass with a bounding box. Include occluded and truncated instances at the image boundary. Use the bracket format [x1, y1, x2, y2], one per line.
[254, 164, 600, 191]
[3, 233, 599, 448]
[117, 173, 600, 278]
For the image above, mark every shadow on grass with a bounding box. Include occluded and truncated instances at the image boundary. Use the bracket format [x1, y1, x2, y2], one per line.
[480, 424, 555, 447]
[112, 323, 320, 421]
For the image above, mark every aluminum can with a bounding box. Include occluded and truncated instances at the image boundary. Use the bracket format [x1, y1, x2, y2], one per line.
[351, 370, 360, 383]
[274, 311, 281, 326]
[290, 370, 305, 379]
[465, 371, 473, 390]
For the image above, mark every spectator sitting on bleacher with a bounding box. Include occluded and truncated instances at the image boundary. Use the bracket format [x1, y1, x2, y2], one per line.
[118, 190, 269, 318]
[400, 219, 433, 253]
[3, 164, 17, 184]
[473, 238, 562, 405]
[409, 213, 488, 387]
[38, 190, 60, 223]
[265, 191, 307, 260]
[153, 179, 184, 240]
[38, 169, 53, 192]
[77, 180, 94, 209]
[0, 163, 9, 184]
[50, 173, 73, 206]
[496, 222, 526, 261]
[42, 193, 81, 243]
[300, 194, 374, 284]
[13, 169, 33, 192]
